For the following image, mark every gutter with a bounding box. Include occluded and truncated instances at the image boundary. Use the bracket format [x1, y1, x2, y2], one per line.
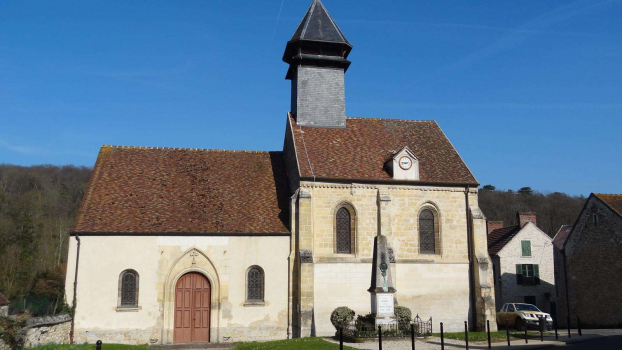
[300, 176, 478, 188]
[69, 234, 81, 344]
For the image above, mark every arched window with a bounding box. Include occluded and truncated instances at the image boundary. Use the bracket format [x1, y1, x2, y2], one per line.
[118, 270, 139, 308]
[336, 207, 352, 254]
[246, 266, 264, 303]
[419, 209, 437, 254]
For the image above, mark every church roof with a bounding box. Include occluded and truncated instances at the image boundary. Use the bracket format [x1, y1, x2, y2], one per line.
[487, 225, 522, 256]
[72, 146, 290, 235]
[290, 0, 350, 46]
[288, 115, 478, 185]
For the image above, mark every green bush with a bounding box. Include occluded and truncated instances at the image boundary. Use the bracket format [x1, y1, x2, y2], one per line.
[330, 307, 355, 331]
[0, 316, 26, 349]
[394, 306, 412, 331]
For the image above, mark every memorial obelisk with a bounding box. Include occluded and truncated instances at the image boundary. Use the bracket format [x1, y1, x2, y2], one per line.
[368, 234, 397, 327]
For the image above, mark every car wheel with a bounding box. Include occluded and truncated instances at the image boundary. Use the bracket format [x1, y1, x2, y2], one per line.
[515, 318, 524, 331]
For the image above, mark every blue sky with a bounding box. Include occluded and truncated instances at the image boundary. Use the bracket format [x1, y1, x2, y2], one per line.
[1, 0, 620, 196]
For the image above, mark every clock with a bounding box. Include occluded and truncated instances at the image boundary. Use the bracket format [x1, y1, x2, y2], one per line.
[398, 156, 412, 170]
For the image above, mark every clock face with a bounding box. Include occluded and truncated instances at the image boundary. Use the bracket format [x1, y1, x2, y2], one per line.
[399, 156, 412, 170]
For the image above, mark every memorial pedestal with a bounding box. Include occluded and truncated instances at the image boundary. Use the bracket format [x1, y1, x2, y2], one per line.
[371, 292, 397, 327]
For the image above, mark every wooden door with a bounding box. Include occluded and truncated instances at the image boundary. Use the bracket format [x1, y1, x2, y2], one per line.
[174, 273, 210, 343]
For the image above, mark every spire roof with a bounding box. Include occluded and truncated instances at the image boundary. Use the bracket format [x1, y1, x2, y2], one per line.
[290, 0, 351, 46]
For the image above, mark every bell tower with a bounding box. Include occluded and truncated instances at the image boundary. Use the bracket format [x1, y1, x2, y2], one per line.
[283, 0, 352, 128]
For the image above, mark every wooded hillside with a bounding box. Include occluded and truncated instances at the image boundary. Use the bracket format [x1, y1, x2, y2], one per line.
[0, 165, 586, 314]
[478, 185, 586, 237]
[0, 164, 90, 314]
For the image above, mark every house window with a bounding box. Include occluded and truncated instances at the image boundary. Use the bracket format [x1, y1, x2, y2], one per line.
[524, 296, 537, 306]
[335, 205, 355, 254]
[419, 208, 440, 254]
[118, 270, 139, 308]
[516, 264, 540, 285]
[521, 240, 532, 257]
[246, 266, 264, 303]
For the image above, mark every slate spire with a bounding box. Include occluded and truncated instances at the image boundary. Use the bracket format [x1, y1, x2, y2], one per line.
[283, 0, 353, 80]
[283, 0, 352, 128]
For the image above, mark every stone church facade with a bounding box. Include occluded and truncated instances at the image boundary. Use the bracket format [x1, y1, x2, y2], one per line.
[65, 0, 497, 345]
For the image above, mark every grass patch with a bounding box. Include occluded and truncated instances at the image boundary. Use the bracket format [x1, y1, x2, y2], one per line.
[234, 337, 357, 350]
[432, 331, 547, 343]
[28, 344, 150, 350]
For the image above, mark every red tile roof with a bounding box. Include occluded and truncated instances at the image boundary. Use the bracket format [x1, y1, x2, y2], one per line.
[552, 225, 573, 250]
[594, 193, 622, 217]
[0, 294, 8, 306]
[73, 146, 290, 234]
[289, 115, 478, 185]
[487, 225, 521, 256]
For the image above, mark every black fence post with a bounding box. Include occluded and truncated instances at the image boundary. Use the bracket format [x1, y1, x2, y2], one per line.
[554, 317, 559, 340]
[506, 319, 510, 346]
[96, 340, 102, 350]
[339, 327, 343, 350]
[378, 325, 382, 350]
[487, 320, 491, 349]
[567, 314, 571, 338]
[578, 316, 582, 336]
[540, 316, 544, 342]
[440, 322, 445, 350]
[411, 323, 415, 350]
[525, 323, 528, 344]
[464, 321, 469, 350]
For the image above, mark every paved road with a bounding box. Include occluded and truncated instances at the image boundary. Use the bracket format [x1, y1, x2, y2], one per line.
[549, 335, 622, 349]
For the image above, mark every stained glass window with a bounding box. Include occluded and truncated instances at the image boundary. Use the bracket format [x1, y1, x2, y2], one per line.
[247, 267, 264, 302]
[336, 207, 352, 254]
[419, 209, 435, 254]
[120, 270, 138, 307]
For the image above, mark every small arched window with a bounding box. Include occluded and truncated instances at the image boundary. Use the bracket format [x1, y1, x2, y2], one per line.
[419, 209, 438, 254]
[118, 270, 139, 308]
[246, 266, 264, 303]
[336, 207, 352, 254]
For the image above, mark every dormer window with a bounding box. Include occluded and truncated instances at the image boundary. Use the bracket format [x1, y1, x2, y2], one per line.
[386, 146, 419, 181]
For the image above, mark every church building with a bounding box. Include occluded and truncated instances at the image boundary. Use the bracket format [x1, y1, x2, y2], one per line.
[65, 0, 497, 345]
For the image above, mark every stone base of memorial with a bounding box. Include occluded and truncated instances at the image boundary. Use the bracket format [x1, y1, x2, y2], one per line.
[371, 292, 397, 328]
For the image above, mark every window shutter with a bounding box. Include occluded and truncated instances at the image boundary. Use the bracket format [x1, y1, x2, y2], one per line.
[521, 241, 531, 257]
[534, 265, 540, 285]
[516, 264, 523, 285]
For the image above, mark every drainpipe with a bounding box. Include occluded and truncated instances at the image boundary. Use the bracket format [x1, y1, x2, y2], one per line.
[562, 250, 571, 329]
[465, 186, 477, 331]
[70, 234, 81, 344]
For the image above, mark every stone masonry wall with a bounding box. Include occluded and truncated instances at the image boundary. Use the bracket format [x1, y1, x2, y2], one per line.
[562, 197, 622, 328]
[23, 315, 71, 347]
[299, 182, 489, 334]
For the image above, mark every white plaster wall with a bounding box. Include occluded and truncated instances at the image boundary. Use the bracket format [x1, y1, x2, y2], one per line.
[312, 262, 470, 336]
[496, 223, 556, 313]
[65, 235, 290, 344]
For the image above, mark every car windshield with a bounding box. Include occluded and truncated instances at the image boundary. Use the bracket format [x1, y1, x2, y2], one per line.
[515, 304, 540, 312]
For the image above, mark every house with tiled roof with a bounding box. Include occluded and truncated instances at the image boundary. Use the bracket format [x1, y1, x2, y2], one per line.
[487, 213, 556, 319]
[553, 193, 622, 328]
[65, 0, 497, 345]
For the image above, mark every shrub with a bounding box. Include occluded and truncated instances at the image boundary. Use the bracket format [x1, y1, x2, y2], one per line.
[394, 306, 412, 331]
[330, 307, 355, 331]
[0, 316, 26, 349]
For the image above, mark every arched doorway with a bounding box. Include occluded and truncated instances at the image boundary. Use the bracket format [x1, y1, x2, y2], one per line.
[174, 272, 211, 343]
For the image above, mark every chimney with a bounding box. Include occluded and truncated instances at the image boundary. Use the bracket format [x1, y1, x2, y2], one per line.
[487, 221, 504, 234]
[518, 212, 537, 228]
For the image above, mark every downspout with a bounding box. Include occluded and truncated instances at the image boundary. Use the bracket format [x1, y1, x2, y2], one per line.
[69, 234, 81, 344]
[465, 186, 477, 330]
[562, 249, 571, 330]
